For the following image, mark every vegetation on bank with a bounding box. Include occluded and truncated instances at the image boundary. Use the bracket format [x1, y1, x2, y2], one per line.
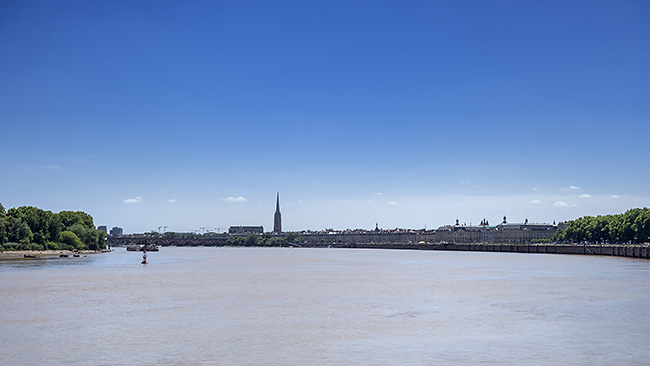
[140, 231, 302, 246]
[225, 232, 302, 246]
[0, 203, 106, 251]
[553, 208, 650, 244]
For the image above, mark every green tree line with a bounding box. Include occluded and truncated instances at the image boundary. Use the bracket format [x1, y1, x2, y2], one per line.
[553, 207, 650, 244]
[0, 203, 106, 251]
[225, 232, 302, 247]
[152, 231, 302, 246]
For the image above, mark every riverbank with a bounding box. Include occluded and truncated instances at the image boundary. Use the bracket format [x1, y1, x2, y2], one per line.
[0, 249, 110, 260]
[314, 242, 650, 259]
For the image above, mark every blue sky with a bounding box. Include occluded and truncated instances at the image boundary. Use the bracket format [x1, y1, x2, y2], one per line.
[1, 0, 649, 233]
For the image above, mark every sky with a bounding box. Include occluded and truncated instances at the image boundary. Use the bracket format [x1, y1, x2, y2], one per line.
[1, 0, 649, 233]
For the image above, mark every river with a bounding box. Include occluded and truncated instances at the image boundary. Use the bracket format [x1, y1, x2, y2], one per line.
[1, 247, 649, 365]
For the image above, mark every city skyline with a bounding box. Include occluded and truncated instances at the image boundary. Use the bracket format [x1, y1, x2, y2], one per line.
[2, 1, 649, 233]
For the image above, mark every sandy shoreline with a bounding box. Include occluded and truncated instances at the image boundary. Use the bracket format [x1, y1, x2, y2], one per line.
[0, 249, 109, 260]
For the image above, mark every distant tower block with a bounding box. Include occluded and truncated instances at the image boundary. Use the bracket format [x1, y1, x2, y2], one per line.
[273, 192, 282, 234]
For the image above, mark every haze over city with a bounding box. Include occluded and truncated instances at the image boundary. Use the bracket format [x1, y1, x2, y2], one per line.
[2, 1, 649, 233]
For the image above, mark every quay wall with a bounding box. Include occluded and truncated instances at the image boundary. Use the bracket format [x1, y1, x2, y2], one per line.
[107, 236, 650, 259]
[307, 242, 650, 260]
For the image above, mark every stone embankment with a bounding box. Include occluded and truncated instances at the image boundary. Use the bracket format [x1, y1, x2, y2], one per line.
[303, 242, 650, 259]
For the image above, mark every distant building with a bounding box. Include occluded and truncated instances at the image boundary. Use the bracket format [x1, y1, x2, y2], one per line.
[97, 226, 107, 233]
[273, 192, 282, 234]
[228, 226, 264, 235]
[434, 218, 492, 243]
[492, 217, 558, 243]
[109, 226, 123, 236]
[435, 216, 561, 243]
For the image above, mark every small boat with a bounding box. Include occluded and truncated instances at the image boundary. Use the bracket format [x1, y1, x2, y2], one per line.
[126, 244, 159, 252]
[24, 254, 36, 258]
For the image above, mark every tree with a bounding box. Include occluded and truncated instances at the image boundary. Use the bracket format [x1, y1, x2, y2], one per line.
[47, 215, 63, 247]
[68, 223, 105, 249]
[8, 218, 33, 244]
[60, 231, 82, 249]
[0, 217, 8, 245]
[284, 232, 301, 244]
[245, 233, 260, 246]
[6, 206, 65, 245]
[554, 208, 650, 243]
[0, 205, 105, 250]
[57, 211, 95, 230]
[267, 237, 285, 246]
[633, 210, 650, 243]
[226, 236, 244, 246]
[552, 228, 565, 242]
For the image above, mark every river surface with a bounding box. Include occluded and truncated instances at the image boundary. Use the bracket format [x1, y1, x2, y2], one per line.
[1, 247, 649, 365]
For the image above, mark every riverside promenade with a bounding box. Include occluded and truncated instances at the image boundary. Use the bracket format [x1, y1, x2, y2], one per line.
[106, 236, 650, 260]
[309, 242, 650, 260]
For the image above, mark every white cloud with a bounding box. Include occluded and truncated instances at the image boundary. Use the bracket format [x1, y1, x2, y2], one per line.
[222, 196, 248, 203]
[530, 199, 543, 206]
[579, 194, 592, 199]
[610, 195, 620, 199]
[373, 192, 383, 196]
[124, 197, 142, 204]
[387, 201, 399, 206]
[46, 165, 61, 170]
[553, 201, 570, 208]
[168, 199, 177, 203]
[533, 187, 538, 191]
[569, 185, 580, 190]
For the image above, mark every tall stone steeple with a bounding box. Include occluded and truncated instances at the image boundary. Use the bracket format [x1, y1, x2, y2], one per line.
[273, 192, 282, 234]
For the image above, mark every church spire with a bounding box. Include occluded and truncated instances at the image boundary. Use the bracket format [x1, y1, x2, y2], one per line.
[273, 192, 282, 234]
